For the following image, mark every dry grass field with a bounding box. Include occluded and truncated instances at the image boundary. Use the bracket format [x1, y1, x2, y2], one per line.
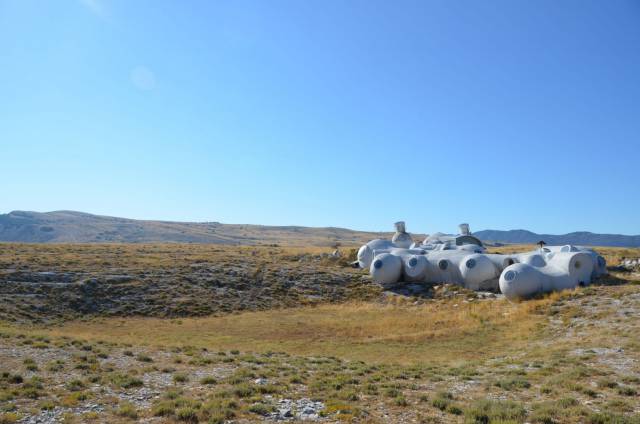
[1, 243, 640, 423]
[35, 297, 549, 365]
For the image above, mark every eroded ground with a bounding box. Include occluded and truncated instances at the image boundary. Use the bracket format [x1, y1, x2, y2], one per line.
[0, 243, 639, 423]
[0, 244, 376, 323]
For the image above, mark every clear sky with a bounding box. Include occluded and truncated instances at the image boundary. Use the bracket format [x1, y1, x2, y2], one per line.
[1, 0, 639, 235]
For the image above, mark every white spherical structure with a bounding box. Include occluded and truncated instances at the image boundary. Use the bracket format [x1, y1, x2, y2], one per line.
[356, 222, 607, 300]
[370, 253, 403, 288]
[357, 239, 393, 269]
[403, 255, 428, 282]
[499, 264, 544, 300]
[459, 254, 498, 287]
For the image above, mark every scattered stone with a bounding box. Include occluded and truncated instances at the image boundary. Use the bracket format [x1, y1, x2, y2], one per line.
[621, 258, 640, 270]
[271, 398, 325, 421]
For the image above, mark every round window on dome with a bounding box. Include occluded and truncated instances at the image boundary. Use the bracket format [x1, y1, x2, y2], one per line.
[504, 270, 516, 281]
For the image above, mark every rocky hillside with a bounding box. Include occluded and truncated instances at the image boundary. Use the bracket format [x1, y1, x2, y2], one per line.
[2, 210, 638, 247]
[0, 243, 378, 323]
[0, 211, 391, 246]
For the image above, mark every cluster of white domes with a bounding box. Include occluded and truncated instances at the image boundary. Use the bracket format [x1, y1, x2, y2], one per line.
[357, 222, 607, 301]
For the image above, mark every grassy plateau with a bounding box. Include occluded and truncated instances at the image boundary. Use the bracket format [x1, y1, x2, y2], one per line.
[0, 243, 639, 423]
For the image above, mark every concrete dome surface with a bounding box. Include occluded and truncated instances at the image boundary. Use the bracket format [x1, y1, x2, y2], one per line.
[358, 222, 607, 300]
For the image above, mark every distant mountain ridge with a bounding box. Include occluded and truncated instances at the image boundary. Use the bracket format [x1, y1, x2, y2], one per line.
[474, 229, 640, 248]
[0, 211, 638, 247]
[0, 210, 393, 246]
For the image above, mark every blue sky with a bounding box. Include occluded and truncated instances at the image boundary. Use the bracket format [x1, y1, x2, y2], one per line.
[1, 0, 639, 234]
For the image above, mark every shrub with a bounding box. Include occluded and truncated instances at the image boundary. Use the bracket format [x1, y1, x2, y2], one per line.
[384, 388, 400, 398]
[464, 399, 526, 424]
[431, 396, 450, 411]
[82, 411, 99, 420]
[248, 403, 271, 415]
[495, 376, 531, 390]
[199, 376, 217, 385]
[431, 391, 453, 411]
[341, 390, 358, 401]
[587, 412, 638, 424]
[62, 391, 91, 407]
[617, 386, 637, 396]
[395, 395, 408, 407]
[232, 383, 254, 398]
[152, 401, 175, 417]
[173, 373, 189, 383]
[597, 378, 618, 389]
[66, 379, 86, 391]
[23, 358, 37, 371]
[164, 389, 182, 399]
[365, 383, 378, 395]
[7, 375, 22, 384]
[447, 404, 463, 415]
[46, 361, 64, 372]
[0, 413, 19, 424]
[136, 354, 153, 363]
[175, 407, 198, 422]
[117, 402, 138, 419]
[40, 400, 56, 411]
[110, 373, 143, 389]
[200, 399, 237, 422]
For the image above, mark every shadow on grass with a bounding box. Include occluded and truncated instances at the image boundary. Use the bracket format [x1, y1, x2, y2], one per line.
[592, 273, 634, 286]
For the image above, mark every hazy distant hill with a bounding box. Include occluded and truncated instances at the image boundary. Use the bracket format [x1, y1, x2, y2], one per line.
[474, 229, 640, 248]
[1, 211, 638, 247]
[0, 210, 393, 246]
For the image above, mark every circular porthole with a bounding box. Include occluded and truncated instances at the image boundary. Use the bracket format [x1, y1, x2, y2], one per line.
[438, 259, 448, 270]
[466, 258, 476, 269]
[504, 270, 516, 281]
[373, 259, 383, 269]
[574, 261, 581, 269]
[408, 257, 418, 267]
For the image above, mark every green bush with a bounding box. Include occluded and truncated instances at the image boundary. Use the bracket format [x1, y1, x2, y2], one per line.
[464, 399, 526, 424]
[173, 373, 189, 383]
[495, 376, 531, 390]
[176, 406, 198, 422]
[110, 373, 143, 389]
[117, 402, 138, 419]
[248, 403, 271, 415]
[200, 376, 217, 385]
[66, 379, 86, 391]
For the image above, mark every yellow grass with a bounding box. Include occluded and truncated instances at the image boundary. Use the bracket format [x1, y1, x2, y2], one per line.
[0, 243, 358, 272]
[18, 296, 558, 365]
